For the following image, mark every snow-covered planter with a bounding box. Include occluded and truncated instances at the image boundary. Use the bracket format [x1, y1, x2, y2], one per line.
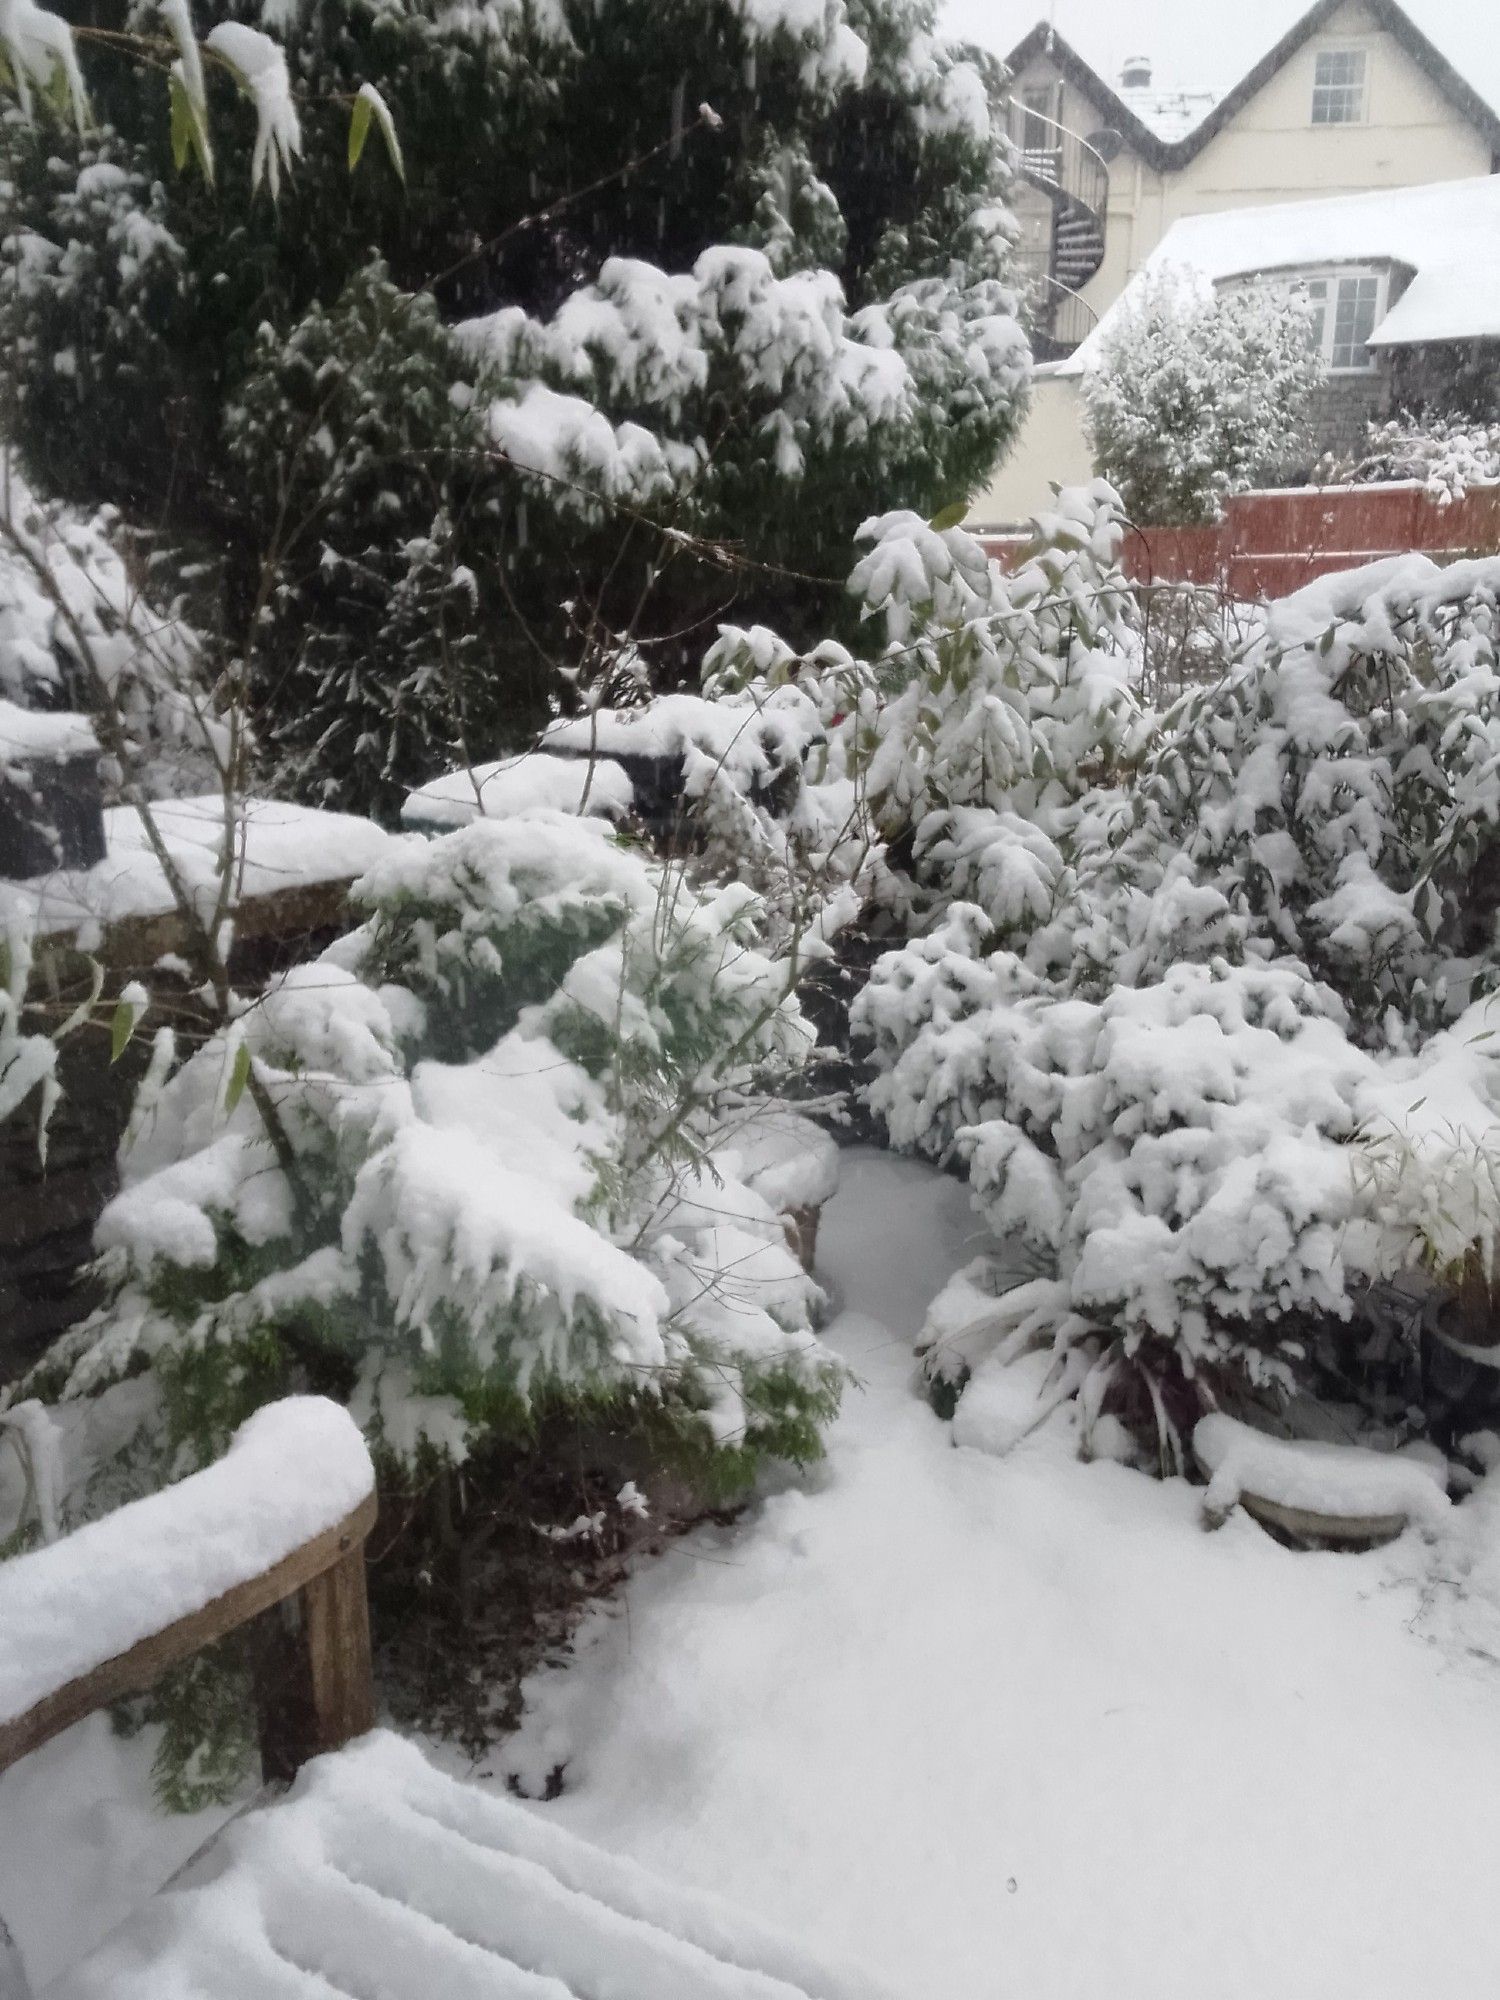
[0, 704, 103, 876]
[1193, 1413, 1450, 1544]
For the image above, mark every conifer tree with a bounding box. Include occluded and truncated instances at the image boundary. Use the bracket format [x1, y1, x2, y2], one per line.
[3, 0, 1031, 817]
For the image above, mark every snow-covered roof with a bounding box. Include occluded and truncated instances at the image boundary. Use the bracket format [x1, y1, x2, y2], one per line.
[1115, 80, 1226, 143]
[1064, 173, 1500, 373]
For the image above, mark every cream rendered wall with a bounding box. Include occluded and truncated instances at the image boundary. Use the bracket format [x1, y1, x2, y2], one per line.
[969, 372, 1091, 529]
[1161, 1, 1492, 228]
[978, 1, 1493, 525]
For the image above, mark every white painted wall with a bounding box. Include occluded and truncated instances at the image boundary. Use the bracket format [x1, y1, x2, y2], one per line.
[969, 373, 1091, 529]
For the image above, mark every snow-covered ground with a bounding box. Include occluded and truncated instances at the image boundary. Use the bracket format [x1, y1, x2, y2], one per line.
[8, 1149, 1500, 1995]
[495, 1149, 1500, 2000]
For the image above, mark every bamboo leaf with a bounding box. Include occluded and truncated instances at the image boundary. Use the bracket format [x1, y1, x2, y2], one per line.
[347, 89, 371, 170]
[169, 68, 191, 171]
[224, 1040, 252, 1115]
[929, 500, 969, 533]
[110, 994, 138, 1063]
[168, 67, 214, 181]
[350, 82, 403, 183]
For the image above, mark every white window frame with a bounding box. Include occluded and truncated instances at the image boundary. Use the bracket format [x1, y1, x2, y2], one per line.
[1298, 267, 1386, 373]
[1233, 267, 1388, 374]
[1311, 47, 1368, 125]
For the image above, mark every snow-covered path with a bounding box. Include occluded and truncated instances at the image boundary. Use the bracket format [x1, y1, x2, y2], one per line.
[499, 1148, 1500, 2000]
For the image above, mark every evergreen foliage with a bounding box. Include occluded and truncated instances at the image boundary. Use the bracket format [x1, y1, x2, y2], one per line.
[1081, 270, 1323, 526]
[34, 811, 839, 1477]
[2, 0, 1030, 817]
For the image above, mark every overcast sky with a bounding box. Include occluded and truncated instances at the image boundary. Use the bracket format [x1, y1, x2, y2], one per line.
[938, 0, 1500, 116]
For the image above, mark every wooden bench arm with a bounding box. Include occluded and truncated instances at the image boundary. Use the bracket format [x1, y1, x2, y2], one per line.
[0, 1398, 377, 1781]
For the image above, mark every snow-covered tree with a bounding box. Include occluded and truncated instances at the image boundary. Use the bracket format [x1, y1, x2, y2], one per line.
[31, 807, 839, 1478]
[1081, 270, 1323, 526]
[2, 0, 1032, 818]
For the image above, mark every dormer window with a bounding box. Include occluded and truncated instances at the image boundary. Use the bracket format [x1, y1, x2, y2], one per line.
[1311, 49, 1367, 124]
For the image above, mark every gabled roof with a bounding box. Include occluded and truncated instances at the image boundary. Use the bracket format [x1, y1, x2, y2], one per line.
[1005, 0, 1500, 171]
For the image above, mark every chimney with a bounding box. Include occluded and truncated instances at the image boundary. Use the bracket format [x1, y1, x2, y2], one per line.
[1120, 55, 1152, 91]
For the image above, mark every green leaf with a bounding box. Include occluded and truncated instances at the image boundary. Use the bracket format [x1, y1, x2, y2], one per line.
[224, 1041, 252, 1116]
[169, 69, 191, 171]
[168, 69, 214, 183]
[347, 91, 372, 170]
[349, 83, 404, 184]
[44, 55, 71, 118]
[929, 500, 969, 533]
[109, 994, 138, 1063]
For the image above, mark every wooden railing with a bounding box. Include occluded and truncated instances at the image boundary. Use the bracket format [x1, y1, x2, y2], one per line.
[0, 1399, 377, 1784]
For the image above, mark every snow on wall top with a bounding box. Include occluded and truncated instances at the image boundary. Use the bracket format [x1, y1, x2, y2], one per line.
[52, 1727, 906, 2000]
[0, 701, 97, 769]
[1063, 172, 1500, 373]
[402, 752, 635, 831]
[0, 1397, 372, 1730]
[0, 795, 400, 947]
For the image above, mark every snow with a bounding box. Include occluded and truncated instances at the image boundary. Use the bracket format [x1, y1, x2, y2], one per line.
[0, 1398, 372, 1731]
[17, 1157, 1500, 1994]
[0, 796, 400, 946]
[1062, 173, 1500, 374]
[0, 1715, 234, 1990]
[717, 1106, 840, 1217]
[0, 702, 96, 768]
[202, 22, 301, 197]
[1193, 1413, 1451, 1532]
[488, 1150, 1500, 2000]
[401, 752, 634, 831]
[49, 1728, 895, 1999]
[1368, 256, 1500, 350]
[1116, 78, 1225, 143]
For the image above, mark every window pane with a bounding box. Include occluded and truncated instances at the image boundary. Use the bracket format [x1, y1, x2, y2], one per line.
[1311, 48, 1366, 123]
[1330, 273, 1379, 368]
[1021, 87, 1054, 152]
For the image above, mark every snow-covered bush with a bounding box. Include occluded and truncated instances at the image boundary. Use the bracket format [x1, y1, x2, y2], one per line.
[1082, 270, 1323, 525]
[32, 810, 838, 1477]
[1344, 411, 1500, 508]
[0, 455, 221, 799]
[853, 514, 1500, 1460]
[223, 263, 488, 822]
[1, 0, 1031, 818]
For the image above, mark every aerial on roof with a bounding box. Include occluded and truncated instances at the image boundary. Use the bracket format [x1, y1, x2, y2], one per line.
[1115, 78, 1227, 145]
[1061, 173, 1500, 373]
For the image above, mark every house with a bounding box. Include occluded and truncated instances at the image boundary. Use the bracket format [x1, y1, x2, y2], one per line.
[993, 172, 1500, 517]
[978, 0, 1500, 524]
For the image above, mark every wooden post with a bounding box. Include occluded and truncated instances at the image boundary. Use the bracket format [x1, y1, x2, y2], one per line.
[253, 1519, 375, 1784]
[0, 1491, 378, 1782]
